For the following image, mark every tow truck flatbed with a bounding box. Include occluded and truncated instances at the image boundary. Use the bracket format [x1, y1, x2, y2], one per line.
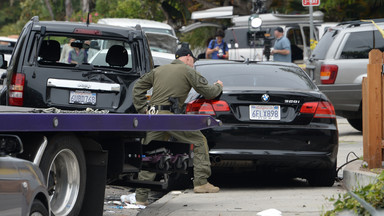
[0, 106, 219, 132]
[0, 106, 220, 216]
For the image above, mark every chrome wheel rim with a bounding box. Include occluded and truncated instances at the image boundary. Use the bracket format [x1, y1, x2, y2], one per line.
[47, 149, 80, 216]
[30, 212, 44, 216]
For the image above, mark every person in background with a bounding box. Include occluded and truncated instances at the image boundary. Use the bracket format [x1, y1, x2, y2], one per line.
[271, 27, 291, 62]
[197, 38, 214, 60]
[206, 29, 229, 59]
[68, 41, 85, 64]
[60, 38, 75, 63]
[83, 40, 98, 62]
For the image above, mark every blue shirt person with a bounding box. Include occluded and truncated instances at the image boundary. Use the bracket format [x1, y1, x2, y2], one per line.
[206, 29, 229, 59]
[272, 27, 291, 62]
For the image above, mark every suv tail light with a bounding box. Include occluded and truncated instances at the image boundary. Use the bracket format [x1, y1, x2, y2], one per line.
[9, 73, 25, 106]
[320, 65, 338, 84]
[186, 99, 230, 115]
[300, 101, 336, 118]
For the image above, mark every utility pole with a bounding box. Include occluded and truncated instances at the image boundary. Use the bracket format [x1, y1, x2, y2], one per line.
[309, 5, 314, 54]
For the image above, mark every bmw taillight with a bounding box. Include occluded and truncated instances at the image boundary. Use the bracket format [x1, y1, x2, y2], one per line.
[320, 64, 338, 84]
[186, 99, 230, 115]
[9, 73, 25, 106]
[300, 101, 336, 118]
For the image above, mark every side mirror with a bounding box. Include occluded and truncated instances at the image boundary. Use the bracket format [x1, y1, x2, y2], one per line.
[0, 72, 6, 85]
[0, 53, 8, 69]
[0, 135, 23, 156]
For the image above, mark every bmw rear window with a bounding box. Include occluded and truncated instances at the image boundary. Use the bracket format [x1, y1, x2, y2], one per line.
[196, 64, 317, 90]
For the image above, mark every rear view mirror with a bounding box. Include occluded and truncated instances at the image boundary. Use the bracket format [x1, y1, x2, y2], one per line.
[0, 53, 7, 69]
[71, 41, 84, 49]
[0, 135, 23, 156]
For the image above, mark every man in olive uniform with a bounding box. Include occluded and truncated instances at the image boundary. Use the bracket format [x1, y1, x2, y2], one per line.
[133, 46, 223, 205]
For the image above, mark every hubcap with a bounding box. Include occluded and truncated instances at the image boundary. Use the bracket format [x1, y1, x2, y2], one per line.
[47, 149, 80, 216]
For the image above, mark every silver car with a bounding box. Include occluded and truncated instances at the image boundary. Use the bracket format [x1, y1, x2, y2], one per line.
[0, 135, 50, 216]
[306, 20, 384, 131]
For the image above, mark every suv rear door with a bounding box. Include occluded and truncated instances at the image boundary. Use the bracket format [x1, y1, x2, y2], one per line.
[17, 32, 145, 113]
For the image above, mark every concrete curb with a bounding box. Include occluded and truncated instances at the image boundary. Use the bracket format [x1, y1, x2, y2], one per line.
[138, 191, 183, 216]
[343, 160, 379, 191]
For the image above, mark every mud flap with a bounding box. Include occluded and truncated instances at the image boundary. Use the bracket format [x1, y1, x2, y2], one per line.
[79, 150, 108, 216]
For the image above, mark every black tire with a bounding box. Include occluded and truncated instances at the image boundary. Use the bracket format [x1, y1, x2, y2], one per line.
[30, 200, 49, 216]
[307, 163, 336, 187]
[347, 118, 362, 132]
[39, 134, 86, 216]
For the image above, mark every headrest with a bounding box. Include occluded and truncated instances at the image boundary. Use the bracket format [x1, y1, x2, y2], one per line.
[39, 40, 61, 61]
[106, 45, 128, 67]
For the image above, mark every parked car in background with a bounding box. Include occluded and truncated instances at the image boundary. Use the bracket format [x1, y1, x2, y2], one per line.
[306, 20, 384, 131]
[0, 37, 17, 64]
[152, 51, 174, 66]
[98, 18, 178, 54]
[186, 60, 338, 186]
[0, 37, 17, 85]
[0, 135, 50, 216]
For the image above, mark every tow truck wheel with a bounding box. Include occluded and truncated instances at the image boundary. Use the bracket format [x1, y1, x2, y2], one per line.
[39, 134, 86, 216]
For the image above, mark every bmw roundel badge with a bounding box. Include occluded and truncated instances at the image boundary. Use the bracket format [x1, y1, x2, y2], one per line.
[261, 94, 270, 102]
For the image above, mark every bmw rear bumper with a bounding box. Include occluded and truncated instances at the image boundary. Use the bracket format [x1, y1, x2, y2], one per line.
[204, 123, 338, 169]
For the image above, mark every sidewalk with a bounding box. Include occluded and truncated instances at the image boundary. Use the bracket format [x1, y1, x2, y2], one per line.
[138, 185, 341, 216]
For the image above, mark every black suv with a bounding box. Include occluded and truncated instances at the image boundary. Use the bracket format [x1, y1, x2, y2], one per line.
[0, 16, 154, 112]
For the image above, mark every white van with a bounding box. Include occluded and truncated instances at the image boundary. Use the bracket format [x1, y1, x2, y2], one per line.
[97, 18, 178, 54]
[182, 6, 336, 63]
[225, 11, 335, 63]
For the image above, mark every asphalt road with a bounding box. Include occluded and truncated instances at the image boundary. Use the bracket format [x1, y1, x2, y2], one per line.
[103, 117, 363, 216]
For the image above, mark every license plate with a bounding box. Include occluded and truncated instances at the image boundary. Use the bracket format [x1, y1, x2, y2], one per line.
[249, 105, 280, 120]
[69, 91, 96, 105]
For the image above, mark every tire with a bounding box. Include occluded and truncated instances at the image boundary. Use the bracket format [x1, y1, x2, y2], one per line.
[39, 134, 86, 216]
[307, 163, 336, 187]
[30, 200, 49, 216]
[347, 118, 362, 132]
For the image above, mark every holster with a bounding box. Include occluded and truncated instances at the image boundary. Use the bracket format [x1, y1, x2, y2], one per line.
[168, 97, 180, 114]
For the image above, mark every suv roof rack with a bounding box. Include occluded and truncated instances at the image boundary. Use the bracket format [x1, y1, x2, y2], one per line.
[337, 19, 384, 28]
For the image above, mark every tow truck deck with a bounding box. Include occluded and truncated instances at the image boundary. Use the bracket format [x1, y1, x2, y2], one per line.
[0, 106, 220, 215]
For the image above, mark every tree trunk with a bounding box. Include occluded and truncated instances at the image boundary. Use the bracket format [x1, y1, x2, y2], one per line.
[44, 0, 55, 20]
[65, 0, 73, 21]
[82, 0, 89, 14]
[160, 3, 175, 28]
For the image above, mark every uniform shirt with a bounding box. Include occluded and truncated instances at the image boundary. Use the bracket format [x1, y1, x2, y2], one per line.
[133, 59, 223, 113]
[208, 40, 229, 59]
[273, 36, 291, 62]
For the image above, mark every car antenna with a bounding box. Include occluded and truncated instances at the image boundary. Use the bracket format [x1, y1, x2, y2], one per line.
[86, 12, 90, 26]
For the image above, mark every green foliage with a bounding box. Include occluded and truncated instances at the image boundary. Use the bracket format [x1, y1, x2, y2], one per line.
[323, 170, 384, 215]
[95, 0, 165, 21]
[180, 27, 216, 50]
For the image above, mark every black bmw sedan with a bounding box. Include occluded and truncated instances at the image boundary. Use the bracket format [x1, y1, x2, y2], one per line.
[186, 60, 338, 187]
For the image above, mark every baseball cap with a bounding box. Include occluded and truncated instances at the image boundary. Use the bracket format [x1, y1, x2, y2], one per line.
[275, 27, 284, 33]
[175, 47, 197, 62]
